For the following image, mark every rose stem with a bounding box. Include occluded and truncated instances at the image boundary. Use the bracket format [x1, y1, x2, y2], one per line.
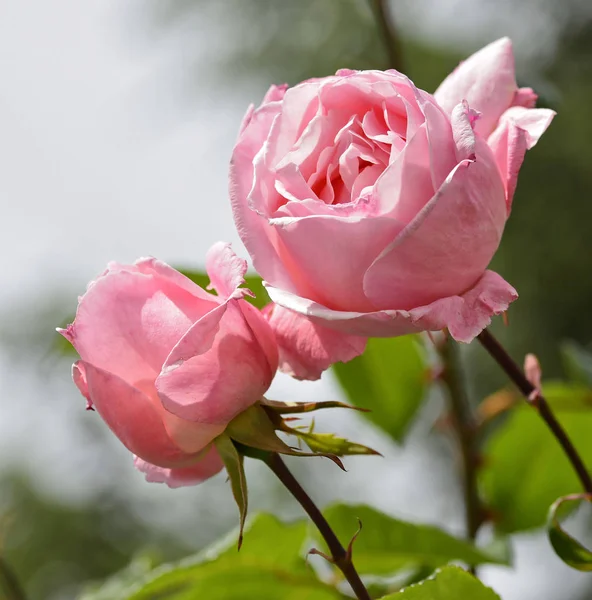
[477, 328, 592, 493]
[440, 336, 483, 574]
[369, 0, 405, 72]
[265, 453, 371, 600]
[0, 556, 28, 600]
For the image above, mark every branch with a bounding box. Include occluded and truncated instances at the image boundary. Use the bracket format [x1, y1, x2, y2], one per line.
[478, 329, 592, 493]
[369, 0, 404, 72]
[265, 453, 371, 600]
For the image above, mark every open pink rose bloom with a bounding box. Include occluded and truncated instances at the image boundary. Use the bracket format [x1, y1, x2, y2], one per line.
[231, 38, 555, 352]
[59, 243, 278, 487]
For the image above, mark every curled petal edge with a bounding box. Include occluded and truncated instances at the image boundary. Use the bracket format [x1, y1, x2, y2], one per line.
[265, 270, 517, 344]
[205, 241, 252, 300]
[133, 444, 224, 489]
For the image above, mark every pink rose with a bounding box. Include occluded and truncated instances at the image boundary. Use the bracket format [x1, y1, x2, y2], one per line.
[59, 243, 278, 488]
[230, 38, 554, 377]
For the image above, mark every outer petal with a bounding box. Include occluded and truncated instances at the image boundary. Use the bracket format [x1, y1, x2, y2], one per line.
[132, 257, 215, 303]
[63, 268, 216, 386]
[156, 300, 274, 424]
[230, 107, 298, 293]
[266, 270, 517, 343]
[264, 303, 367, 381]
[487, 120, 528, 212]
[72, 361, 92, 410]
[79, 361, 213, 468]
[133, 445, 224, 489]
[495, 106, 555, 149]
[238, 300, 279, 375]
[487, 106, 555, 209]
[205, 242, 250, 299]
[271, 214, 402, 312]
[434, 38, 517, 138]
[364, 143, 506, 311]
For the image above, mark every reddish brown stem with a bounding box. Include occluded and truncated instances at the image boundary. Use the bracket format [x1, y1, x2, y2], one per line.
[266, 453, 371, 600]
[478, 329, 592, 493]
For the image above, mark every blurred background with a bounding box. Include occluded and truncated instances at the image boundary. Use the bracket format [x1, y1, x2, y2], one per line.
[1, 0, 592, 598]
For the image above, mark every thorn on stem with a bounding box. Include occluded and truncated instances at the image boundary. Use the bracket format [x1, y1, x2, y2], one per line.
[308, 547, 334, 564]
[346, 518, 363, 562]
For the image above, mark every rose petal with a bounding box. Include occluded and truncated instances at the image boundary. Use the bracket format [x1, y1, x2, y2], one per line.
[230, 104, 297, 293]
[133, 444, 224, 488]
[238, 300, 279, 376]
[80, 361, 208, 468]
[271, 213, 402, 312]
[66, 268, 216, 385]
[420, 98, 456, 190]
[487, 120, 528, 212]
[133, 257, 214, 303]
[72, 361, 93, 410]
[513, 87, 538, 109]
[266, 269, 517, 343]
[494, 106, 556, 150]
[364, 139, 506, 311]
[205, 242, 250, 299]
[434, 37, 518, 137]
[487, 106, 555, 210]
[265, 303, 366, 380]
[157, 301, 273, 424]
[450, 101, 478, 162]
[372, 123, 434, 221]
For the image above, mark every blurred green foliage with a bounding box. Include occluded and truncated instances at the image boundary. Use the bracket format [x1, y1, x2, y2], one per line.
[481, 382, 592, 533]
[333, 336, 428, 442]
[83, 513, 345, 600]
[0, 474, 189, 600]
[81, 507, 508, 600]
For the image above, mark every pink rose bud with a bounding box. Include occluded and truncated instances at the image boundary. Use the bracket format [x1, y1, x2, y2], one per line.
[59, 243, 278, 487]
[230, 38, 554, 378]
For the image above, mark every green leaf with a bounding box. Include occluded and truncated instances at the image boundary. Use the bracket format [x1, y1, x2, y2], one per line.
[379, 566, 501, 599]
[332, 335, 428, 442]
[547, 494, 592, 571]
[91, 514, 344, 600]
[481, 382, 592, 533]
[214, 435, 249, 549]
[179, 269, 270, 309]
[313, 504, 508, 579]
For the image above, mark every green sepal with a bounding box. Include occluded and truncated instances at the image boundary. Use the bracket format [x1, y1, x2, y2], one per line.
[227, 404, 346, 469]
[214, 434, 248, 549]
[225, 404, 297, 455]
[281, 420, 381, 457]
[292, 427, 380, 457]
[547, 493, 592, 571]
